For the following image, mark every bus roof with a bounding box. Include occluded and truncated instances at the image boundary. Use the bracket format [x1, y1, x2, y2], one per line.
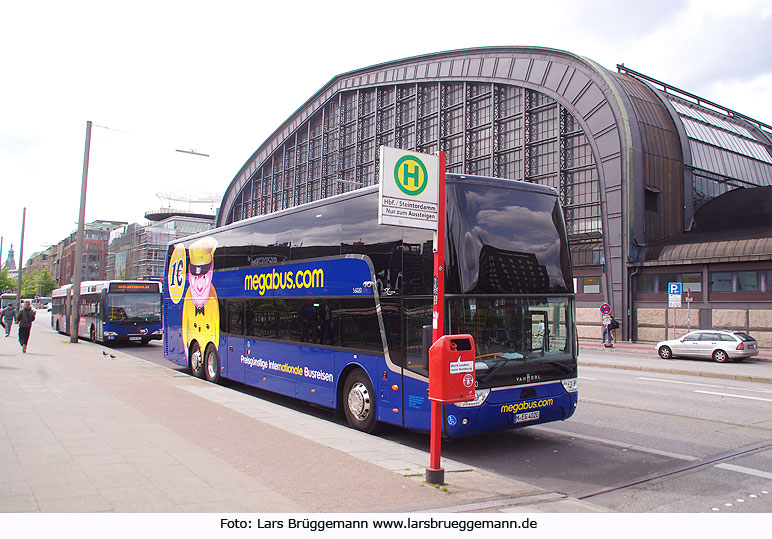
[176, 174, 560, 246]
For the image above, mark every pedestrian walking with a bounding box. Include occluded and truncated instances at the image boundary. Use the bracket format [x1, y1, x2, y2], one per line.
[1, 302, 16, 337]
[16, 300, 35, 353]
[609, 315, 620, 344]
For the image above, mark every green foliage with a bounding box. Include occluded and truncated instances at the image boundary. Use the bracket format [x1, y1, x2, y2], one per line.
[0, 267, 16, 292]
[20, 269, 57, 297]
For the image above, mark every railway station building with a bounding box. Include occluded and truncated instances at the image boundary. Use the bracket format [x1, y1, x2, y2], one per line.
[216, 47, 772, 346]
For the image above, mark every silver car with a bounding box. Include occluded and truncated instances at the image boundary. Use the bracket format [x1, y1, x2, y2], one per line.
[656, 330, 759, 363]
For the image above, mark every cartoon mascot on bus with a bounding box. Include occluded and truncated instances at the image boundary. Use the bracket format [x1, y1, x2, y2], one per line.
[182, 237, 219, 378]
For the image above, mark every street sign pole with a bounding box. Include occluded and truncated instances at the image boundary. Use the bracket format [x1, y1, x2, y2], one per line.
[668, 282, 682, 340]
[427, 150, 446, 485]
[376, 145, 444, 484]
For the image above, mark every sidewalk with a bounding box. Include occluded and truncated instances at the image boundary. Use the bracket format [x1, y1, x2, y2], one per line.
[579, 339, 772, 385]
[0, 316, 603, 513]
[4, 319, 770, 514]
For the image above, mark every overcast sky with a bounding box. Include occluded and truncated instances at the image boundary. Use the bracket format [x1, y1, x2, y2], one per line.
[1, 0, 771, 270]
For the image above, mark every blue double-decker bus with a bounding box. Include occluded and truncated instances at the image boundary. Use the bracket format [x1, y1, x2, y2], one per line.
[163, 174, 578, 437]
[52, 280, 163, 344]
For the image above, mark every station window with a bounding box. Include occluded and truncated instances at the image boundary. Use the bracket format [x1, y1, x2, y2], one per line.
[582, 277, 600, 294]
[709, 270, 771, 293]
[709, 272, 733, 292]
[637, 274, 656, 293]
[644, 186, 660, 212]
[737, 271, 760, 291]
[657, 275, 679, 293]
[682, 273, 702, 293]
[636, 273, 702, 294]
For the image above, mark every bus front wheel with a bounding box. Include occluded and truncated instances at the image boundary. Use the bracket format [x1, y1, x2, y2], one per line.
[204, 344, 220, 384]
[189, 341, 205, 379]
[342, 369, 378, 433]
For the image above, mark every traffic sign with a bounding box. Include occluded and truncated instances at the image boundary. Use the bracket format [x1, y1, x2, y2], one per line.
[668, 282, 682, 308]
[600, 303, 611, 315]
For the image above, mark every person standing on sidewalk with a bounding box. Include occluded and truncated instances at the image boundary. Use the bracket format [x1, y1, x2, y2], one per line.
[16, 300, 35, 353]
[601, 312, 612, 347]
[2, 302, 16, 337]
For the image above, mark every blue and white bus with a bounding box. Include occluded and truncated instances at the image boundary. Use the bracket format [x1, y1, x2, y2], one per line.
[52, 280, 163, 344]
[164, 174, 578, 437]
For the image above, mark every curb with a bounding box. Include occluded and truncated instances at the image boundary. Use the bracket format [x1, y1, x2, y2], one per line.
[578, 359, 772, 385]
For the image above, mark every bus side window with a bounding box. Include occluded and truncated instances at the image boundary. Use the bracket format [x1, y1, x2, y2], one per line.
[219, 299, 229, 335]
[228, 300, 245, 336]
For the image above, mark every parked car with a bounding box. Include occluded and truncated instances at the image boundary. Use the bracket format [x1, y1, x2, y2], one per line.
[655, 330, 759, 363]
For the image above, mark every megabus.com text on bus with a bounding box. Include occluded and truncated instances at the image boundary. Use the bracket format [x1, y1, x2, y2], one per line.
[244, 268, 324, 296]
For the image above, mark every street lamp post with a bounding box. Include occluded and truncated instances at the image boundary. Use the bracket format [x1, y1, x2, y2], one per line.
[70, 121, 92, 343]
[16, 208, 26, 307]
[68, 123, 209, 343]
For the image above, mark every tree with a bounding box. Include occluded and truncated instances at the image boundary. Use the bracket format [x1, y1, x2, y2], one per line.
[0, 267, 16, 292]
[21, 269, 57, 298]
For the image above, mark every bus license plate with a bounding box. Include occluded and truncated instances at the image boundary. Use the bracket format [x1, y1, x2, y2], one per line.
[515, 411, 540, 423]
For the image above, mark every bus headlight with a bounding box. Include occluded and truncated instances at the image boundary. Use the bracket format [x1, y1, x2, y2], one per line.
[562, 378, 578, 393]
[453, 388, 490, 408]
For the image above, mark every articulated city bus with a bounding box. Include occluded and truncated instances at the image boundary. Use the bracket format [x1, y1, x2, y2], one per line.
[52, 280, 163, 344]
[164, 174, 578, 437]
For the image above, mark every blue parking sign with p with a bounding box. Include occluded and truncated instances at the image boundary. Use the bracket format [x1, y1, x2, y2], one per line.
[669, 282, 682, 295]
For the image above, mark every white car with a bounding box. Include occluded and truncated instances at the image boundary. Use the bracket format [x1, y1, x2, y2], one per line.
[655, 330, 759, 363]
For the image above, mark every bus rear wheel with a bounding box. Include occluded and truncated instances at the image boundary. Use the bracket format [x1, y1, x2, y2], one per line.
[342, 369, 377, 433]
[204, 344, 220, 384]
[189, 341, 205, 379]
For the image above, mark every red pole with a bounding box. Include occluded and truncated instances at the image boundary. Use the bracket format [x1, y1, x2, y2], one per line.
[426, 150, 446, 485]
[432, 151, 446, 344]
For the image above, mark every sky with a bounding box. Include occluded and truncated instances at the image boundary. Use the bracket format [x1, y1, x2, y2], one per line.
[1, 0, 771, 269]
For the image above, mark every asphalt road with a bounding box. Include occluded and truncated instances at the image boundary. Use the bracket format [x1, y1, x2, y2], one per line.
[120, 339, 772, 513]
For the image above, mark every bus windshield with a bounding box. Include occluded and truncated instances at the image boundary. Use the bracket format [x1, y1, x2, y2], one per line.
[447, 296, 576, 387]
[108, 293, 162, 324]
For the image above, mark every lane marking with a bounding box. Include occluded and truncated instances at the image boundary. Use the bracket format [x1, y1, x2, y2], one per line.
[637, 376, 772, 394]
[715, 463, 772, 480]
[694, 390, 772, 403]
[532, 425, 697, 461]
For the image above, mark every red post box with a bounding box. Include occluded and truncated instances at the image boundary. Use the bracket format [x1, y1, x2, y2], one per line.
[428, 334, 476, 403]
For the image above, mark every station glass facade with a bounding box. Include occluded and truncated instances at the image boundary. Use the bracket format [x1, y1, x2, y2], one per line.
[217, 48, 772, 346]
